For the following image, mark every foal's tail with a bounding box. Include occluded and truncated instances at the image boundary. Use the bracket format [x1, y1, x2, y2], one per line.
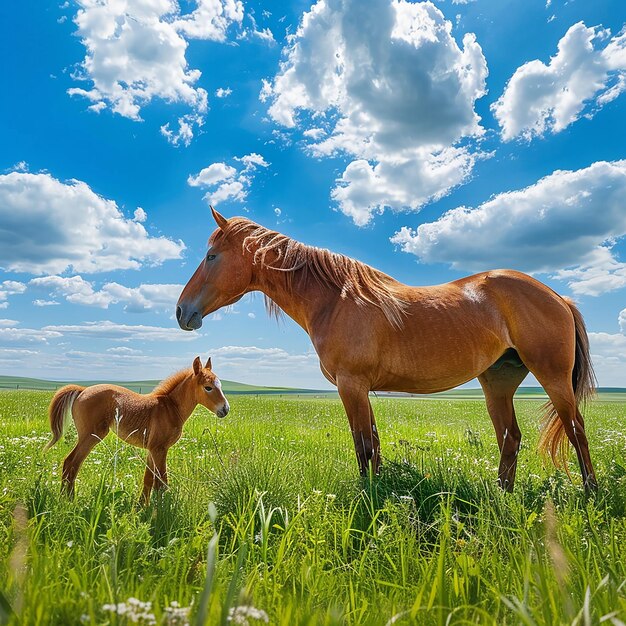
[538, 298, 597, 468]
[44, 385, 85, 452]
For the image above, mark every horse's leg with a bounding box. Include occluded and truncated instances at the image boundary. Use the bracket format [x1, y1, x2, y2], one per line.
[538, 380, 597, 490]
[367, 399, 381, 474]
[61, 431, 105, 497]
[516, 342, 597, 490]
[337, 377, 376, 475]
[140, 453, 156, 505]
[478, 362, 529, 492]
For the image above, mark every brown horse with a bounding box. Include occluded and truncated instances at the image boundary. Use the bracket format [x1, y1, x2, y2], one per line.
[45, 356, 229, 503]
[176, 209, 597, 492]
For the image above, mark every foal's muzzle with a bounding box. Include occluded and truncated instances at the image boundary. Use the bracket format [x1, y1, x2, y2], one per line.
[176, 303, 202, 331]
[216, 402, 230, 418]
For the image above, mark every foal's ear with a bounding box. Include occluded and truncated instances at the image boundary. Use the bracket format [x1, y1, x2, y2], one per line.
[193, 356, 202, 376]
[210, 206, 228, 230]
[205, 356, 212, 370]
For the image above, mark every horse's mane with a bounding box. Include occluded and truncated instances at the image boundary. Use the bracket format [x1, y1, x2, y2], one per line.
[212, 218, 409, 328]
[151, 368, 192, 396]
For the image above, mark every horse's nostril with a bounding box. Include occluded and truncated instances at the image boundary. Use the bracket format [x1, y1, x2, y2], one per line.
[176, 305, 182, 322]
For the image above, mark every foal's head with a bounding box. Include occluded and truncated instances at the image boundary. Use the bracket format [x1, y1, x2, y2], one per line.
[191, 356, 229, 418]
[177, 208, 253, 331]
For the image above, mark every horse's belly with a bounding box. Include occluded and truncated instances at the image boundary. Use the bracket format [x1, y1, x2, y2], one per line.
[371, 333, 505, 393]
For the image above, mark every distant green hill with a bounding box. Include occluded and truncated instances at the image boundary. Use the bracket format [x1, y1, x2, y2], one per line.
[0, 376, 624, 400]
[0, 375, 325, 395]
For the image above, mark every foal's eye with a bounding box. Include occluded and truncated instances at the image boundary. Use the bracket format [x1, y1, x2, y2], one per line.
[204, 386, 213, 392]
[206, 253, 216, 261]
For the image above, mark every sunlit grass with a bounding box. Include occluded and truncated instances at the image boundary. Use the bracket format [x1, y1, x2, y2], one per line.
[1, 391, 626, 624]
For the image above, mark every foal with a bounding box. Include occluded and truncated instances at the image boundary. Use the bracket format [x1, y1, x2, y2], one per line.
[45, 356, 229, 503]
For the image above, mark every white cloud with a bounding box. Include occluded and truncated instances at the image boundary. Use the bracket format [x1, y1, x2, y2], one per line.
[0, 319, 18, 327]
[493, 22, 626, 141]
[134, 207, 147, 222]
[42, 320, 201, 342]
[33, 299, 60, 307]
[29, 275, 183, 312]
[107, 346, 143, 355]
[215, 87, 232, 98]
[0, 280, 26, 308]
[391, 160, 626, 296]
[262, 0, 488, 225]
[0, 172, 185, 274]
[69, 0, 243, 143]
[160, 113, 203, 147]
[188, 162, 238, 186]
[188, 153, 269, 205]
[0, 326, 63, 345]
[589, 328, 626, 387]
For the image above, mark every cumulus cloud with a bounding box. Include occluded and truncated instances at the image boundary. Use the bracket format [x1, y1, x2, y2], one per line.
[0, 172, 185, 274]
[29, 275, 182, 312]
[69, 0, 243, 144]
[391, 160, 626, 296]
[493, 22, 626, 141]
[215, 87, 232, 98]
[42, 320, 201, 342]
[0, 281, 26, 308]
[187, 153, 269, 205]
[262, 0, 488, 225]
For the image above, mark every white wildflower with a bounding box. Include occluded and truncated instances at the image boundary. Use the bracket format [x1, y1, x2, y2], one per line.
[227, 605, 269, 625]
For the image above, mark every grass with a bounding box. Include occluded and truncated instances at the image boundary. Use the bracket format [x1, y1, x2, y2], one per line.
[1, 391, 626, 625]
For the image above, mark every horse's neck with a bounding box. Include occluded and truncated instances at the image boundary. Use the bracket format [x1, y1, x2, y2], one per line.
[166, 377, 196, 422]
[250, 265, 333, 332]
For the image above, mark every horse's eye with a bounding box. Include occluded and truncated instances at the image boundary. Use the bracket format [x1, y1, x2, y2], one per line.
[206, 253, 216, 261]
[204, 386, 213, 393]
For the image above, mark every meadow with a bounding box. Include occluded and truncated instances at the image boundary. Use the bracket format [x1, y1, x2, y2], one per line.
[1, 390, 626, 625]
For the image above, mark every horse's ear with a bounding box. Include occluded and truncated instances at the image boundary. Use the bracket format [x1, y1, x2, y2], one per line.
[193, 356, 202, 376]
[211, 206, 228, 230]
[205, 356, 212, 370]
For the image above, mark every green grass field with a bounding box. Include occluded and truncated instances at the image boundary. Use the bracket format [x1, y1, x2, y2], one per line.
[1, 391, 626, 625]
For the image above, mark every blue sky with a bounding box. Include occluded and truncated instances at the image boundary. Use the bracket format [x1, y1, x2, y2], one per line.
[1, 0, 625, 388]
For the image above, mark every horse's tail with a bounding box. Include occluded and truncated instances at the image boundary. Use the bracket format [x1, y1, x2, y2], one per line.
[44, 385, 85, 452]
[538, 298, 596, 468]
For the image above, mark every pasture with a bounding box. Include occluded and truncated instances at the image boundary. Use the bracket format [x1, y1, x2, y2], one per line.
[1, 390, 626, 625]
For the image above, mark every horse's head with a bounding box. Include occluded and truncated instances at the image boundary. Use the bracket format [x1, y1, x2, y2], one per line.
[192, 356, 229, 418]
[177, 207, 252, 330]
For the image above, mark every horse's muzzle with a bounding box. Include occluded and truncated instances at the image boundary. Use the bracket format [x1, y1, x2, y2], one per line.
[176, 304, 202, 331]
[216, 402, 230, 418]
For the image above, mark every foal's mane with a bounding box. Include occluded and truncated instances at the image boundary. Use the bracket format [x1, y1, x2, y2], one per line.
[151, 368, 192, 396]
[212, 218, 409, 328]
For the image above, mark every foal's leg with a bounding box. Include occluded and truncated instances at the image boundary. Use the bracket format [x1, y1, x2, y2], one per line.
[478, 362, 529, 492]
[61, 430, 106, 497]
[140, 453, 156, 505]
[147, 447, 170, 494]
[337, 376, 377, 475]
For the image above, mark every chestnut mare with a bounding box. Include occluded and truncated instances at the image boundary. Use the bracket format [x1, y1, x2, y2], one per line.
[45, 356, 229, 503]
[177, 209, 597, 492]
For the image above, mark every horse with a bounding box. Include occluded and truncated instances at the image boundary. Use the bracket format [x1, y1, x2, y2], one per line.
[44, 356, 229, 503]
[176, 208, 597, 493]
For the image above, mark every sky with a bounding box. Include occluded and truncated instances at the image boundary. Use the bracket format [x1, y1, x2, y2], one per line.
[0, 0, 625, 389]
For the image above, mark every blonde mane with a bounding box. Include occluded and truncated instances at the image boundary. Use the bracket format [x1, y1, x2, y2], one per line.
[213, 218, 409, 328]
[151, 368, 192, 397]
